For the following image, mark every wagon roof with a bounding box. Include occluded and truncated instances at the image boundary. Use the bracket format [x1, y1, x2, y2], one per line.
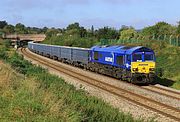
[28, 42, 90, 50]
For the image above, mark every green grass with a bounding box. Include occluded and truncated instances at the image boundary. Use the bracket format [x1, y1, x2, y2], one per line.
[0, 41, 146, 121]
[155, 45, 180, 89]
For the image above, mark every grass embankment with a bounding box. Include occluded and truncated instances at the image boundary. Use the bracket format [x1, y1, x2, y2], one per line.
[0, 41, 144, 121]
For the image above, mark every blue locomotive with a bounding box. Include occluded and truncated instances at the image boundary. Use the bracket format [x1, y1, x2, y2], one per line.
[28, 42, 156, 83]
[90, 45, 155, 83]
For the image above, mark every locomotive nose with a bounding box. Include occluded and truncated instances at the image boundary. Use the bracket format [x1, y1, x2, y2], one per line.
[131, 62, 155, 74]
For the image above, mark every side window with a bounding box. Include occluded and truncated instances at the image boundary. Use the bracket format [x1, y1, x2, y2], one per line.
[127, 55, 131, 62]
[94, 51, 98, 60]
[116, 56, 123, 65]
[99, 53, 103, 58]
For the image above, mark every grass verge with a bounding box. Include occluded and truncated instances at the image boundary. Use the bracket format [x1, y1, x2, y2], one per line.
[0, 41, 147, 121]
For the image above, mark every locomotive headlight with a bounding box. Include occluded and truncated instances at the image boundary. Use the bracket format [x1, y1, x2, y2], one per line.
[133, 68, 138, 71]
[149, 68, 154, 71]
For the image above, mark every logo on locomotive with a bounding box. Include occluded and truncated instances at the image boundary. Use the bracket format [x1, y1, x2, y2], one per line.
[105, 57, 113, 62]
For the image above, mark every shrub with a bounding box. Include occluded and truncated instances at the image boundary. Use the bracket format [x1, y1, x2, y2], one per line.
[0, 48, 8, 60]
[8, 52, 31, 74]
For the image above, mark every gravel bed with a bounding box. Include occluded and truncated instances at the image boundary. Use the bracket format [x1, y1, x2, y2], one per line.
[21, 49, 179, 122]
[53, 61, 180, 109]
[42, 55, 180, 109]
[142, 85, 180, 100]
[155, 84, 180, 93]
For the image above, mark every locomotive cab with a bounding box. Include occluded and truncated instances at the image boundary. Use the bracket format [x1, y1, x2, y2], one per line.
[128, 48, 156, 83]
[131, 52, 155, 74]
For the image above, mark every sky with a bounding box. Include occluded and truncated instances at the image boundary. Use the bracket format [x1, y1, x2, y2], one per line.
[0, 0, 180, 29]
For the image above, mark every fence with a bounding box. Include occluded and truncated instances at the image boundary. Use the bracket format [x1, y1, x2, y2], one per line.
[100, 34, 180, 46]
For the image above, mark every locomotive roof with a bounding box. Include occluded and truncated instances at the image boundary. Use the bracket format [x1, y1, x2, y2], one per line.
[91, 45, 154, 54]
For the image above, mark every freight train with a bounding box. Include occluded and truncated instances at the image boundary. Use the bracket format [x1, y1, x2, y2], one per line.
[28, 42, 156, 83]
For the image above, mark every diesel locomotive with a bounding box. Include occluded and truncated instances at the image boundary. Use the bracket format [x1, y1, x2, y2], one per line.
[28, 42, 156, 83]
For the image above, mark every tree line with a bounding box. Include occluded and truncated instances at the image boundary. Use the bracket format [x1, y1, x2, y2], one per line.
[0, 20, 180, 47]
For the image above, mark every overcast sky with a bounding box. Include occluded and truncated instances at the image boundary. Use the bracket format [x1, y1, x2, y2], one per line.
[0, 0, 180, 29]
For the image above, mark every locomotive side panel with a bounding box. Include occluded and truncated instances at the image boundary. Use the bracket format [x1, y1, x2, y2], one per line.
[92, 51, 114, 65]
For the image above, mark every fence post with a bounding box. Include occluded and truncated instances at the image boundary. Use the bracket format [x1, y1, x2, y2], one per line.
[158, 35, 161, 40]
[164, 35, 166, 41]
[179, 35, 180, 46]
[152, 33, 155, 40]
[177, 35, 179, 46]
[169, 35, 173, 45]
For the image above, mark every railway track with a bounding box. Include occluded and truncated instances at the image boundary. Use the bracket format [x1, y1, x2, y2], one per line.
[142, 85, 180, 101]
[21, 48, 180, 122]
[104, 75, 180, 102]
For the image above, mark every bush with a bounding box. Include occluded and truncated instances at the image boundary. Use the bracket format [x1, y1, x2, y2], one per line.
[0, 48, 8, 60]
[8, 52, 31, 74]
[4, 39, 11, 48]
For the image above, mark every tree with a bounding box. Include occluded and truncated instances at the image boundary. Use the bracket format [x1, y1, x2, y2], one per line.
[141, 26, 157, 36]
[91, 25, 94, 35]
[42, 27, 48, 33]
[158, 24, 175, 35]
[65, 29, 80, 37]
[15, 23, 28, 34]
[177, 21, 180, 34]
[120, 28, 137, 40]
[0, 21, 8, 29]
[119, 25, 129, 32]
[66, 22, 88, 38]
[80, 27, 87, 38]
[45, 28, 60, 39]
[86, 25, 95, 38]
[95, 27, 119, 40]
[141, 21, 176, 37]
[3, 24, 15, 34]
[67, 22, 80, 30]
